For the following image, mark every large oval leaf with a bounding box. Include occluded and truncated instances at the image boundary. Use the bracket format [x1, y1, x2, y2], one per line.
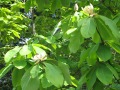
[4, 46, 21, 63]
[96, 64, 113, 85]
[44, 62, 64, 87]
[21, 68, 40, 90]
[97, 45, 112, 62]
[81, 18, 96, 38]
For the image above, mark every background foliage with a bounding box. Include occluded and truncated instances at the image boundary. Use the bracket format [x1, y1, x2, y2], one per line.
[1, 0, 120, 90]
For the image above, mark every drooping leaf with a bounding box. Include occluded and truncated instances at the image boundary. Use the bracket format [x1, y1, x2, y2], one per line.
[106, 63, 119, 79]
[12, 68, 24, 87]
[0, 64, 13, 79]
[19, 45, 32, 56]
[44, 62, 64, 87]
[97, 45, 112, 62]
[87, 44, 99, 66]
[4, 46, 21, 63]
[95, 18, 115, 41]
[80, 18, 96, 38]
[76, 70, 90, 90]
[21, 68, 40, 90]
[78, 49, 90, 67]
[99, 15, 120, 39]
[86, 69, 96, 90]
[96, 64, 113, 85]
[58, 62, 72, 84]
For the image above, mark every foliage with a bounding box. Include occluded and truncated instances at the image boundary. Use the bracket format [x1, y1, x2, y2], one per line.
[1, 0, 120, 90]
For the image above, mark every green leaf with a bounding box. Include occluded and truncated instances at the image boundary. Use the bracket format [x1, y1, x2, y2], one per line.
[97, 45, 112, 62]
[95, 18, 114, 41]
[36, 0, 45, 10]
[41, 74, 52, 88]
[87, 44, 99, 66]
[93, 80, 104, 90]
[0, 64, 13, 79]
[61, 0, 70, 7]
[21, 68, 40, 90]
[99, 15, 120, 39]
[30, 65, 39, 78]
[44, 62, 64, 87]
[25, 0, 31, 12]
[4, 46, 21, 63]
[78, 49, 90, 67]
[32, 45, 46, 55]
[19, 45, 32, 56]
[58, 62, 72, 84]
[106, 63, 119, 79]
[108, 42, 120, 54]
[77, 70, 90, 90]
[66, 28, 77, 35]
[69, 30, 84, 53]
[12, 68, 24, 87]
[81, 18, 96, 38]
[13, 59, 27, 69]
[51, 0, 62, 12]
[92, 31, 101, 43]
[87, 69, 96, 90]
[96, 64, 113, 85]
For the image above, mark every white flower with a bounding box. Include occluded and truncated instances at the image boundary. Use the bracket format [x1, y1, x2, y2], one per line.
[82, 3, 94, 16]
[32, 53, 47, 62]
[74, 3, 79, 11]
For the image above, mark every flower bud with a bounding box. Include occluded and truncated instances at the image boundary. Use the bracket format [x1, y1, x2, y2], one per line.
[74, 3, 79, 11]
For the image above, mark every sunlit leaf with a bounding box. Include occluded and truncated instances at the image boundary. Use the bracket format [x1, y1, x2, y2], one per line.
[4, 46, 21, 63]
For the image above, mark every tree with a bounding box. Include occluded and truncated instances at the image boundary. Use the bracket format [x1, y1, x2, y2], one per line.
[1, 0, 120, 90]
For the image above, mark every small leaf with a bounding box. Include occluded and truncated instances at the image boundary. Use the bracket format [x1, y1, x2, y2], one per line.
[44, 62, 64, 87]
[81, 18, 96, 38]
[0, 64, 13, 79]
[66, 28, 77, 35]
[96, 64, 113, 85]
[4, 46, 21, 63]
[97, 45, 112, 62]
